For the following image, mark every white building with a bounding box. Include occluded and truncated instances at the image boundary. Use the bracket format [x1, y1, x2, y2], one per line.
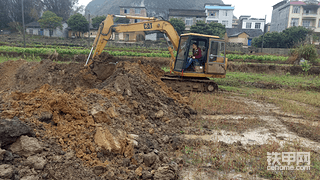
[25, 22, 68, 38]
[239, 15, 266, 32]
[271, 0, 320, 32]
[204, 3, 234, 28]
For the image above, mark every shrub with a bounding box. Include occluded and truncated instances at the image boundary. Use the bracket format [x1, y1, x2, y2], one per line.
[290, 44, 318, 64]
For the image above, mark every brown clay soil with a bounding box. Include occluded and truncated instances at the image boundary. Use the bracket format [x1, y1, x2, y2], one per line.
[0, 53, 195, 179]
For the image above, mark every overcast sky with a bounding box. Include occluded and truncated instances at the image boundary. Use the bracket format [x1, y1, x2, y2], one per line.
[77, 0, 283, 23]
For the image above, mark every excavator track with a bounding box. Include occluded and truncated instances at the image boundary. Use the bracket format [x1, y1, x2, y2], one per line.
[161, 75, 218, 94]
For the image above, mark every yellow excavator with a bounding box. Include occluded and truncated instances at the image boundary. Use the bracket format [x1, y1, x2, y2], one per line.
[86, 14, 228, 92]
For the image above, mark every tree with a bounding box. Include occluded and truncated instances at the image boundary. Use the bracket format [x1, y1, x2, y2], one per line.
[252, 26, 310, 48]
[38, 11, 63, 37]
[67, 13, 89, 37]
[92, 15, 106, 28]
[190, 21, 226, 38]
[114, 17, 130, 24]
[169, 18, 185, 35]
[42, 0, 79, 21]
[0, 0, 43, 29]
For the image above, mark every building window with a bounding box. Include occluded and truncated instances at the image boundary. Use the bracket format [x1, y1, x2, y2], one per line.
[208, 11, 218, 18]
[29, 29, 33, 34]
[223, 10, 228, 16]
[246, 22, 252, 29]
[49, 30, 53, 36]
[291, 18, 299, 26]
[222, 20, 228, 27]
[292, 6, 300, 14]
[255, 23, 261, 29]
[185, 17, 193, 26]
[303, 20, 311, 27]
[124, 8, 130, 14]
[135, 8, 141, 14]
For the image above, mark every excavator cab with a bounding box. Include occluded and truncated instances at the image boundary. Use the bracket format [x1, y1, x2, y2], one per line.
[173, 33, 227, 78]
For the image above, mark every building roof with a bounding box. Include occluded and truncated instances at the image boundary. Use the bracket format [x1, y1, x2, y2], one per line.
[26, 22, 40, 28]
[205, 5, 234, 10]
[169, 9, 206, 17]
[181, 33, 220, 39]
[85, 0, 224, 20]
[119, 6, 145, 8]
[226, 28, 263, 38]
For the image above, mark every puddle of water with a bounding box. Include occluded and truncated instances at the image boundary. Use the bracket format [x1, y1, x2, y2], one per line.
[185, 115, 320, 152]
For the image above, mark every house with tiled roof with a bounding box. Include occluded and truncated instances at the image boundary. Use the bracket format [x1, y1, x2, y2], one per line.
[226, 28, 264, 46]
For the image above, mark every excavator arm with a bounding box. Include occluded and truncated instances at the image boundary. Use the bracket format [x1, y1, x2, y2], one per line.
[86, 14, 180, 71]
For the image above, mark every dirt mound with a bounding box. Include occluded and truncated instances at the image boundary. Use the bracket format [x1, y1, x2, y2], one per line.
[0, 60, 98, 93]
[0, 54, 193, 179]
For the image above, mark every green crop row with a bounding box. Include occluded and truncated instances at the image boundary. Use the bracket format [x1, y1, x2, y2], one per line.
[0, 46, 174, 58]
[226, 54, 289, 61]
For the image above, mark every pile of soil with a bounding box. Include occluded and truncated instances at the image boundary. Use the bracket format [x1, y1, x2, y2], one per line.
[0, 53, 194, 179]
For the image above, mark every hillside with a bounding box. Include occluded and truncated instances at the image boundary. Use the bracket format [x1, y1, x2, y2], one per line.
[85, 0, 225, 19]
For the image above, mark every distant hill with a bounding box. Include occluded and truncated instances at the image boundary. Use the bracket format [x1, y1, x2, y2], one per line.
[85, 0, 225, 19]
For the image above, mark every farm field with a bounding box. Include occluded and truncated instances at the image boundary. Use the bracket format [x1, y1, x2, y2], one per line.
[0, 38, 320, 180]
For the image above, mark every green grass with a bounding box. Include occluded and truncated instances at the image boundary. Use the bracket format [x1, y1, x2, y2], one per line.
[177, 140, 320, 180]
[161, 67, 170, 72]
[226, 54, 289, 61]
[215, 72, 320, 89]
[0, 45, 174, 58]
[0, 53, 42, 63]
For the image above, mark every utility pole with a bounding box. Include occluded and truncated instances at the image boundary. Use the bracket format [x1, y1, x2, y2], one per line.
[261, 15, 267, 53]
[88, 11, 91, 47]
[88, 13, 91, 39]
[22, 0, 26, 48]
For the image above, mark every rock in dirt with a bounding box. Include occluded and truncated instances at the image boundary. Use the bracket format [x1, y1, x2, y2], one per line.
[20, 175, 39, 180]
[0, 164, 14, 179]
[0, 118, 32, 147]
[93, 166, 106, 176]
[142, 171, 153, 179]
[143, 152, 157, 167]
[0, 148, 6, 160]
[135, 166, 143, 176]
[25, 155, 47, 170]
[94, 126, 133, 157]
[10, 136, 43, 157]
[64, 151, 74, 161]
[38, 111, 53, 124]
[149, 128, 155, 135]
[153, 165, 178, 180]
[155, 110, 164, 118]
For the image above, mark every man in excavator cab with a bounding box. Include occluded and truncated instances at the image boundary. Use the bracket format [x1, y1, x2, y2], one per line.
[184, 43, 202, 71]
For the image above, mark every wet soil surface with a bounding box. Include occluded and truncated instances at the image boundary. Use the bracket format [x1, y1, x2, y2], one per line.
[0, 53, 192, 179]
[0, 53, 319, 179]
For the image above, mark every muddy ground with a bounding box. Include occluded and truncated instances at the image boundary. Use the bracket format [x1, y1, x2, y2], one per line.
[0, 53, 194, 180]
[0, 53, 319, 179]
